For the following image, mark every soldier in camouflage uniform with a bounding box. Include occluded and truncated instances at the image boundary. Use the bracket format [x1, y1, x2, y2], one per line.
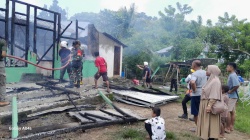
[0, 37, 10, 107]
[65, 40, 83, 88]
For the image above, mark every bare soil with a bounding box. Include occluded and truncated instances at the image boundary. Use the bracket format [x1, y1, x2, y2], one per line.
[46, 102, 250, 140]
[1, 99, 250, 139]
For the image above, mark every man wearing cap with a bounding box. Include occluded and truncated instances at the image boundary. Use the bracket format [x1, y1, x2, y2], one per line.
[137, 62, 152, 88]
[59, 41, 71, 83]
[0, 37, 9, 107]
[178, 69, 195, 120]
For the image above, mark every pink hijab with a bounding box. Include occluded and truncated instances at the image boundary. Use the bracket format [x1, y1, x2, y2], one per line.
[201, 65, 222, 100]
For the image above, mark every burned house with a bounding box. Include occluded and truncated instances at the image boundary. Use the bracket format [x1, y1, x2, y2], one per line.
[0, 0, 127, 83]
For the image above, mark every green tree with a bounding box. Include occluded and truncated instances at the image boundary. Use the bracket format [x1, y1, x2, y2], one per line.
[159, 3, 204, 61]
[49, 0, 67, 20]
[38, 5, 49, 19]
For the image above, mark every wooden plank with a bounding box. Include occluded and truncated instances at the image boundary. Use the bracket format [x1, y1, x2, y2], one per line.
[17, 118, 138, 140]
[28, 105, 95, 117]
[21, 123, 80, 136]
[104, 108, 146, 121]
[79, 111, 118, 120]
[67, 112, 93, 124]
[115, 96, 149, 107]
[114, 96, 150, 107]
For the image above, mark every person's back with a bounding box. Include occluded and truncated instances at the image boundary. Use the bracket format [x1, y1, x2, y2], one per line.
[143, 67, 150, 77]
[145, 107, 166, 140]
[191, 69, 207, 96]
[59, 47, 71, 65]
[95, 56, 107, 73]
[148, 116, 166, 140]
[227, 72, 240, 99]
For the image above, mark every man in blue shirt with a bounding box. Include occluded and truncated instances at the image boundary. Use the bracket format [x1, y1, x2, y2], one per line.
[226, 62, 240, 132]
[59, 41, 71, 83]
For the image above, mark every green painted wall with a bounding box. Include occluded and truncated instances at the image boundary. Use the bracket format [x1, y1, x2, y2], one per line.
[6, 51, 37, 83]
[82, 60, 98, 78]
[54, 59, 97, 80]
[6, 47, 97, 82]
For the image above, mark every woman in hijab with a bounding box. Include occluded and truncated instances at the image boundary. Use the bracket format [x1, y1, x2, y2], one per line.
[196, 65, 222, 140]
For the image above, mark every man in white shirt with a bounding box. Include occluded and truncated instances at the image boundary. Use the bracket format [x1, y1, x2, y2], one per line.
[145, 107, 166, 140]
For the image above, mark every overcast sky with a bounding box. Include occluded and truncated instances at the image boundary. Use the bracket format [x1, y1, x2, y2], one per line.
[1, 0, 249, 24]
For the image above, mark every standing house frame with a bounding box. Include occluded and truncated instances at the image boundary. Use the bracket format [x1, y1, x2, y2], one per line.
[0, 0, 61, 82]
[0, 0, 127, 83]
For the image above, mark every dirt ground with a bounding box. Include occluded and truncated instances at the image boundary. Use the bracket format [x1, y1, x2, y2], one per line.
[46, 102, 250, 140]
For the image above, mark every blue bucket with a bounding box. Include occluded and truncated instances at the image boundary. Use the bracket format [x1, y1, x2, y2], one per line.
[121, 72, 125, 77]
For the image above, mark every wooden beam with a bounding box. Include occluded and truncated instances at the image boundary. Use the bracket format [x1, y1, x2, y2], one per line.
[231, 49, 250, 56]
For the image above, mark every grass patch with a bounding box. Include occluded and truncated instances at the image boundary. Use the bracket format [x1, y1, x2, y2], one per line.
[114, 128, 146, 140]
[235, 99, 250, 134]
[180, 132, 200, 140]
[166, 131, 177, 140]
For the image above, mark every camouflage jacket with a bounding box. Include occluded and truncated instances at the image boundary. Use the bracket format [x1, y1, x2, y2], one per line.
[71, 47, 83, 61]
[0, 39, 7, 60]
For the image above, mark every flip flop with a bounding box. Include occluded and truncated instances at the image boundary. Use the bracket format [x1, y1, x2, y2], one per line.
[106, 90, 111, 93]
[189, 127, 196, 132]
[225, 129, 231, 134]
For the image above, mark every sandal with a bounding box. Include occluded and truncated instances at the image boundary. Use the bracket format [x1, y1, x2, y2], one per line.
[189, 127, 196, 132]
[225, 129, 231, 134]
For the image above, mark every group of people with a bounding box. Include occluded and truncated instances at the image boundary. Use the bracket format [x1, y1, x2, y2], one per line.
[59, 40, 110, 92]
[59, 40, 84, 88]
[144, 60, 240, 140]
[178, 60, 240, 139]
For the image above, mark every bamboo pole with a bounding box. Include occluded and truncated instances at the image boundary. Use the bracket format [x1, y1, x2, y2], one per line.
[163, 64, 172, 85]
[151, 66, 160, 79]
[97, 91, 113, 108]
[12, 96, 18, 138]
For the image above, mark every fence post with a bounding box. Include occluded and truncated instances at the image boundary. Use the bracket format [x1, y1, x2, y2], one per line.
[12, 96, 18, 138]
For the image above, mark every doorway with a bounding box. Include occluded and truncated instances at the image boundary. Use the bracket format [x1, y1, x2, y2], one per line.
[113, 46, 121, 75]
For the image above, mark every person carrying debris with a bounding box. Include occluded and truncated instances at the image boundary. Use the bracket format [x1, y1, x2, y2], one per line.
[169, 63, 180, 92]
[94, 52, 110, 92]
[145, 107, 166, 140]
[59, 41, 71, 83]
[0, 37, 9, 107]
[137, 62, 152, 88]
[66, 40, 83, 88]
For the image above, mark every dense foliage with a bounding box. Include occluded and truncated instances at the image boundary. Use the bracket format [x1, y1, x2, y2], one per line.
[46, 1, 250, 78]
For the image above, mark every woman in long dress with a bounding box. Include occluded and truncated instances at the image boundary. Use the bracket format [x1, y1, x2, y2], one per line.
[196, 65, 222, 140]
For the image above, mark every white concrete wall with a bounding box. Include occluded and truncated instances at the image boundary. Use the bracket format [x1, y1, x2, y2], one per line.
[99, 33, 123, 77]
[99, 44, 115, 77]
[120, 45, 123, 76]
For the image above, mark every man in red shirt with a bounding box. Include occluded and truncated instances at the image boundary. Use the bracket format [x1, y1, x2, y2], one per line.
[94, 52, 110, 92]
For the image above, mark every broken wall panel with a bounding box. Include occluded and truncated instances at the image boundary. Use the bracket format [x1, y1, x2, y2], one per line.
[113, 90, 179, 107]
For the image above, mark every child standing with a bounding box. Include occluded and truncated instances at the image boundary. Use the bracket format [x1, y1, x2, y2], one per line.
[220, 85, 230, 138]
[145, 107, 166, 140]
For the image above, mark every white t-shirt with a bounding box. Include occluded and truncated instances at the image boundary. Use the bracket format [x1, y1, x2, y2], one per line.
[145, 116, 166, 140]
[185, 74, 192, 89]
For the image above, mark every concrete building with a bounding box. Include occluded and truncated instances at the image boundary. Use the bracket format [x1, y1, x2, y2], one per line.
[52, 22, 127, 83]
